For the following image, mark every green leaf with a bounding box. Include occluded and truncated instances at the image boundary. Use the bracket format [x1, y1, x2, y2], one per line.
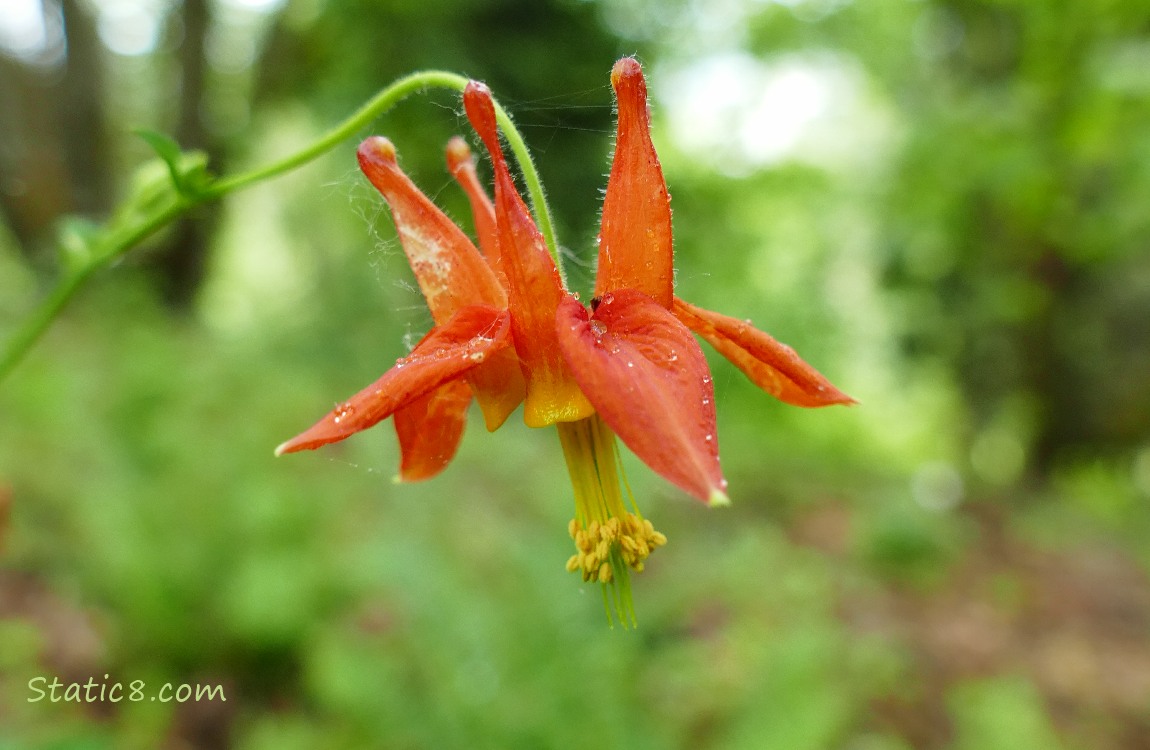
[133, 129, 213, 199]
[134, 129, 185, 188]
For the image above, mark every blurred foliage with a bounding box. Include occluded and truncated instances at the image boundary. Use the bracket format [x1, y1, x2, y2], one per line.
[2, 0, 1150, 748]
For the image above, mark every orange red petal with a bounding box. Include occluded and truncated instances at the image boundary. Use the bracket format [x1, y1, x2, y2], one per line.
[673, 297, 856, 408]
[463, 81, 593, 427]
[555, 290, 728, 504]
[275, 305, 512, 456]
[393, 378, 473, 481]
[595, 57, 674, 309]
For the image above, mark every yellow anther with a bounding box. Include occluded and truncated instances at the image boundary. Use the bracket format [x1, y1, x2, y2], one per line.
[568, 519, 580, 538]
[651, 531, 667, 547]
[575, 529, 590, 552]
[584, 553, 599, 573]
[566, 555, 581, 572]
[598, 562, 613, 583]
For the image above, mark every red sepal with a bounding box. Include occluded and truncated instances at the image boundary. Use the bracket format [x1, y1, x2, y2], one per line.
[673, 297, 855, 408]
[393, 378, 472, 481]
[595, 58, 674, 309]
[357, 136, 506, 320]
[276, 305, 512, 456]
[555, 289, 728, 504]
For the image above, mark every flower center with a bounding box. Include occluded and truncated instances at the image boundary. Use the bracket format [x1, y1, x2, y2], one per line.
[556, 413, 666, 627]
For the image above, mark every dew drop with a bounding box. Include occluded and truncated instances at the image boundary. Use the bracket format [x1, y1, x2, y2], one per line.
[332, 402, 356, 424]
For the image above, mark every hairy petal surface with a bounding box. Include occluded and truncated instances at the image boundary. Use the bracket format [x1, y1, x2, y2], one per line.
[357, 136, 506, 320]
[673, 297, 856, 408]
[556, 289, 728, 504]
[464, 82, 593, 427]
[596, 57, 674, 309]
[393, 378, 473, 482]
[276, 306, 512, 456]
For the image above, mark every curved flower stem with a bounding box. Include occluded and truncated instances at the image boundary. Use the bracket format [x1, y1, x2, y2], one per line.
[0, 70, 560, 385]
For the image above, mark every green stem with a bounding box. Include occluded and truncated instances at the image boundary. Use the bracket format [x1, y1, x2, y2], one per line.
[0, 69, 561, 384]
[0, 198, 188, 381]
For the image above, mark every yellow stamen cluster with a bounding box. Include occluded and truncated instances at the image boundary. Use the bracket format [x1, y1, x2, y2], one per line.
[557, 413, 666, 626]
[566, 513, 667, 583]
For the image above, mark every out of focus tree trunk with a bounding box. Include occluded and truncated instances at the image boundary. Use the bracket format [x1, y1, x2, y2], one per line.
[0, 0, 110, 258]
[148, 0, 221, 309]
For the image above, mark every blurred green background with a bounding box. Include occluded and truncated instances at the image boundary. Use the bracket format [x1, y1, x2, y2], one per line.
[2, 0, 1150, 748]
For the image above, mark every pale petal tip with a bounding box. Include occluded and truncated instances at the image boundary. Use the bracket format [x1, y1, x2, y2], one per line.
[708, 488, 731, 508]
[445, 135, 472, 171]
[357, 136, 397, 164]
[273, 441, 291, 457]
[823, 387, 859, 407]
[611, 57, 643, 87]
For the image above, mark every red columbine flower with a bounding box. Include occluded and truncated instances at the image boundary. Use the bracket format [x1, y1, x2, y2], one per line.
[278, 58, 853, 624]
